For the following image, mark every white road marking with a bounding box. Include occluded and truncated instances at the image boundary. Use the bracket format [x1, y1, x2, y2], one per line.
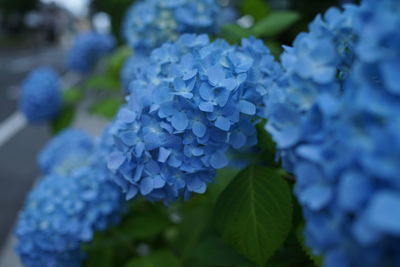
[0, 112, 27, 148]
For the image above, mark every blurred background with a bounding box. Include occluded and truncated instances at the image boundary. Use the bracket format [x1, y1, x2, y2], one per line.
[0, 0, 354, 266]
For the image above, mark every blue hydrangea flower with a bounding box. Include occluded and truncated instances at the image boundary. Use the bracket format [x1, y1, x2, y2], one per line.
[19, 67, 62, 123]
[265, 2, 400, 266]
[108, 34, 281, 203]
[120, 54, 148, 92]
[122, 0, 235, 53]
[38, 128, 94, 176]
[15, 128, 125, 267]
[66, 32, 115, 73]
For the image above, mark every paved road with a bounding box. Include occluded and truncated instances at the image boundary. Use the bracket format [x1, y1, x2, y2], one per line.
[0, 44, 65, 251]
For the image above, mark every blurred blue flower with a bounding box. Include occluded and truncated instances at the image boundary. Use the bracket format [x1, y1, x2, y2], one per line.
[122, 0, 236, 53]
[19, 67, 62, 123]
[108, 34, 281, 203]
[120, 54, 148, 92]
[66, 31, 115, 73]
[265, 1, 400, 266]
[38, 129, 94, 176]
[15, 128, 125, 267]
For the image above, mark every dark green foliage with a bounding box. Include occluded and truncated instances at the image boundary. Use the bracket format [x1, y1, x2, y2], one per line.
[50, 106, 75, 134]
[215, 166, 293, 265]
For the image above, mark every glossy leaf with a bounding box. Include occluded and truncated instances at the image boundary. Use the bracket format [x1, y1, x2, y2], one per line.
[221, 24, 253, 44]
[125, 250, 181, 267]
[63, 88, 83, 105]
[174, 200, 213, 261]
[215, 165, 293, 266]
[240, 0, 270, 22]
[85, 74, 120, 91]
[51, 106, 75, 134]
[193, 235, 252, 266]
[121, 212, 171, 240]
[89, 98, 122, 119]
[251, 11, 301, 37]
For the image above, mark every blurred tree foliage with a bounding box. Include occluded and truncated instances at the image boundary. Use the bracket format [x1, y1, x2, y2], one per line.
[0, 0, 39, 32]
[0, 0, 38, 14]
[90, 0, 135, 42]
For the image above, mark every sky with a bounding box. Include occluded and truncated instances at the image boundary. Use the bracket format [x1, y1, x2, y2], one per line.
[41, 0, 90, 16]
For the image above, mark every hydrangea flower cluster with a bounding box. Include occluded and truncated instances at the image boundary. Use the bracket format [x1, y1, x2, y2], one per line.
[66, 31, 115, 73]
[38, 129, 94, 175]
[108, 34, 281, 203]
[265, 4, 358, 165]
[122, 0, 232, 53]
[15, 128, 125, 267]
[265, 1, 400, 266]
[19, 67, 62, 123]
[120, 54, 148, 92]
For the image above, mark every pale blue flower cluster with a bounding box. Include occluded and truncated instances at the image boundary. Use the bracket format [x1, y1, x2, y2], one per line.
[15, 128, 125, 267]
[120, 54, 148, 92]
[265, 1, 400, 266]
[38, 129, 94, 176]
[122, 0, 233, 53]
[108, 34, 281, 203]
[66, 32, 115, 73]
[19, 67, 62, 123]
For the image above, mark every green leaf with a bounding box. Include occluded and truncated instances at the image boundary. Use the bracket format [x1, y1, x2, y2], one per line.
[255, 122, 279, 167]
[251, 11, 301, 37]
[296, 224, 323, 267]
[240, 0, 270, 22]
[215, 165, 293, 266]
[84, 74, 120, 91]
[89, 98, 122, 119]
[50, 106, 75, 134]
[63, 88, 83, 105]
[125, 250, 181, 267]
[107, 46, 132, 79]
[85, 244, 114, 267]
[208, 168, 240, 202]
[174, 201, 213, 261]
[193, 235, 252, 266]
[121, 212, 171, 240]
[221, 24, 253, 44]
[265, 41, 283, 59]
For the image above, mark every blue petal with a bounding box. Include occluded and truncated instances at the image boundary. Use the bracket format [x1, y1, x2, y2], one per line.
[153, 175, 166, 189]
[183, 69, 197, 80]
[187, 177, 207, 193]
[135, 142, 145, 157]
[140, 177, 154, 195]
[239, 100, 256, 115]
[207, 65, 225, 86]
[366, 192, 400, 234]
[230, 131, 246, 149]
[199, 101, 214, 112]
[338, 171, 372, 211]
[215, 89, 230, 107]
[126, 186, 138, 200]
[158, 147, 172, 163]
[120, 131, 136, 146]
[223, 78, 237, 91]
[168, 155, 182, 167]
[107, 151, 125, 171]
[210, 151, 228, 169]
[312, 66, 336, 84]
[171, 112, 189, 131]
[118, 108, 136, 123]
[192, 121, 206, 137]
[215, 116, 231, 131]
[199, 82, 214, 101]
[299, 184, 332, 211]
